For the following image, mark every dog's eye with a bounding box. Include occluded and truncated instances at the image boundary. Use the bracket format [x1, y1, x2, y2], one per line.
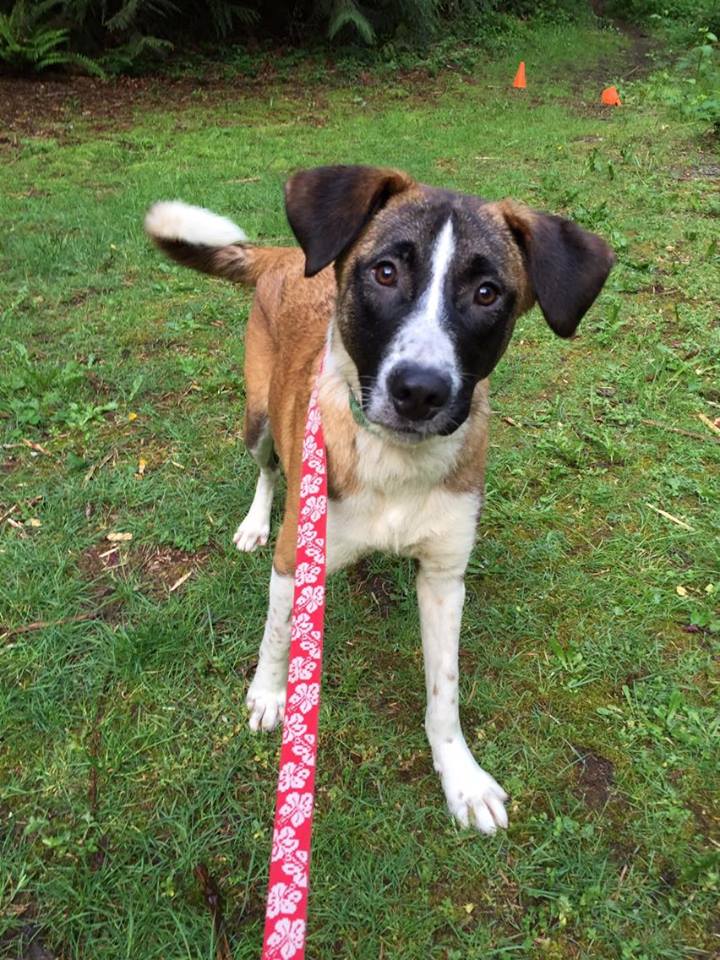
[373, 261, 398, 287]
[474, 283, 499, 306]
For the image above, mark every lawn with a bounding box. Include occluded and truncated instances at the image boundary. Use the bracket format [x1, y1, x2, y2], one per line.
[1, 19, 719, 960]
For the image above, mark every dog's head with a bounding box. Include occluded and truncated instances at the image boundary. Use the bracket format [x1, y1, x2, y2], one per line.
[286, 165, 615, 441]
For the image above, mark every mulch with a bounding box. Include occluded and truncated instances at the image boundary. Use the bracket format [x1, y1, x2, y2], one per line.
[0, 73, 241, 143]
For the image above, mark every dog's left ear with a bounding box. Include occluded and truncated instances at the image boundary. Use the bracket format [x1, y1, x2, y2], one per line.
[285, 164, 414, 277]
[499, 201, 615, 338]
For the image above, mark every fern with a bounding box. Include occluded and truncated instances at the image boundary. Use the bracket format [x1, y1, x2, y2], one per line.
[0, 0, 104, 74]
[206, 0, 259, 39]
[100, 31, 173, 72]
[104, 0, 178, 34]
[327, 0, 376, 44]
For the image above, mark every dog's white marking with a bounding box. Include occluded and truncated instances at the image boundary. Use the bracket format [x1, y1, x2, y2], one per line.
[417, 569, 508, 834]
[145, 200, 246, 247]
[327, 485, 479, 572]
[233, 467, 276, 552]
[368, 218, 460, 425]
[247, 569, 294, 732]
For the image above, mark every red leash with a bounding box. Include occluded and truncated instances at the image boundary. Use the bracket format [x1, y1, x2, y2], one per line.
[260, 372, 327, 960]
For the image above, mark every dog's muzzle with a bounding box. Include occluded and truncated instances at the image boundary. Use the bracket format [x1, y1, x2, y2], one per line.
[387, 363, 453, 422]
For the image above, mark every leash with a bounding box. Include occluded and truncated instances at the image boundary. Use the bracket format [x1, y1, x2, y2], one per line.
[260, 370, 328, 960]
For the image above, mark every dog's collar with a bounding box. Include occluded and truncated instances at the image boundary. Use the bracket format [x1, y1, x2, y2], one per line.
[348, 388, 385, 437]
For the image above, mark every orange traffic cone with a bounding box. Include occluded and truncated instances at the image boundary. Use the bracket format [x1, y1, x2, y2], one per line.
[601, 85, 621, 106]
[512, 61, 526, 90]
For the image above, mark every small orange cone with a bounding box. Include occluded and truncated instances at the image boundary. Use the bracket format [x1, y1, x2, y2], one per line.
[512, 61, 526, 90]
[601, 85, 621, 106]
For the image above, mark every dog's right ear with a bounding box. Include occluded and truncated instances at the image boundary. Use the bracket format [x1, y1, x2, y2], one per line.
[285, 165, 414, 277]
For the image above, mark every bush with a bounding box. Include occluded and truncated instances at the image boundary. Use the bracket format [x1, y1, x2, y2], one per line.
[604, 0, 720, 39]
[0, 0, 604, 75]
[639, 29, 720, 136]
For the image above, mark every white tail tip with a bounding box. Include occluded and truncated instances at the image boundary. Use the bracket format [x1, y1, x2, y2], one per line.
[144, 200, 246, 248]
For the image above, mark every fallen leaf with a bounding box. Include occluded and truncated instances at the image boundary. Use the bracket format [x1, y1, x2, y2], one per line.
[463, 902, 475, 914]
[676, 585, 688, 597]
[106, 532, 132, 542]
[26, 518, 41, 527]
[128, 412, 138, 422]
[136, 458, 147, 477]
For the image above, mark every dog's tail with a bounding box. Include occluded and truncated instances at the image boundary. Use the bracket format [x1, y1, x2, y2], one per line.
[144, 200, 268, 286]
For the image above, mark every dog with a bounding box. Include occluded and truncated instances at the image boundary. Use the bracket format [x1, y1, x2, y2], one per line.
[145, 165, 614, 834]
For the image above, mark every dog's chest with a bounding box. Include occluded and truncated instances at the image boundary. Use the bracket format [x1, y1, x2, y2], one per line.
[326, 429, 480, 572]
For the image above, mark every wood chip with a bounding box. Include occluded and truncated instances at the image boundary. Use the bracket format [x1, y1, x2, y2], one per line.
[697, 412, 720, 436]
[84, 449, 115, 485]
[0, 504, 18, 524]
[169, 570, 193, 593]
[646, 503, 694, 531]
[641, 418, 720, 444]
[97, 546, 121, 559]
[21, 438, 51, 455]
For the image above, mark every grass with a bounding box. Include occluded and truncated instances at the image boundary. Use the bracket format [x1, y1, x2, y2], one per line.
[1, 19, 719, 960]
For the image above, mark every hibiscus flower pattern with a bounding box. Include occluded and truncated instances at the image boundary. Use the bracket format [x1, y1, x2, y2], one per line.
[261, 373, 327, 960]
[266, 882, 303, 919]
[279, 791, 313, 828]
[266, 918, 306, 959]
[288, 655, 316, 683]
[301, 495, 327, 523]
[294, 562, 321, 586]
[296, 585, 325, 614]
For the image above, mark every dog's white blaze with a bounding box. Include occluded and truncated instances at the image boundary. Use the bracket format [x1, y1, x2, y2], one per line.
[390, 217, 458, 375]
[421, 217, 456, 334]
[368, 218, 460, 424]
[144, 200, 246, 248]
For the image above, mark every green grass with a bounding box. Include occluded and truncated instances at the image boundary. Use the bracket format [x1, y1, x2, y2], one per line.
[1, 21, 719, 960]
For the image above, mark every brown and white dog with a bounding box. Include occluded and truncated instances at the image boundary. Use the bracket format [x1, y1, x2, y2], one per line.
[145, 165, 614, 834]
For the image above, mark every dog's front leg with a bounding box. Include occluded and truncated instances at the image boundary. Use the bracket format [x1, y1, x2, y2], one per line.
[246, 568, 294, 732]
[417, 565, 508, 834]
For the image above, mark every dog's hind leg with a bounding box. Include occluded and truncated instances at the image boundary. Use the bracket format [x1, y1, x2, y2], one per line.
[233, 304, 279, 552]
[233, 413, 278, 552]
[246, 567, 293, 731]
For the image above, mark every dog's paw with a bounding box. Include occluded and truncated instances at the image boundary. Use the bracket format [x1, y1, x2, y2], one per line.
[246, 685, 285, 732]
[233, 515, 270, 552]
[436, 744, 508, 835]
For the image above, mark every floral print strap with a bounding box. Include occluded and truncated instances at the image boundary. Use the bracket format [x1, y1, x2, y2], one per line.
[261, 369, 327, 960]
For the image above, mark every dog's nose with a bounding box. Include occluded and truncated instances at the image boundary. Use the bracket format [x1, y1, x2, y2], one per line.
[388, 364, 452, 421]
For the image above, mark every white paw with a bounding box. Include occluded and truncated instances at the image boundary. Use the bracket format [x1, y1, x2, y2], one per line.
[436, 744, 509, 834]
[246, 685, 285, 732]
[233, 515, 270, 552]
